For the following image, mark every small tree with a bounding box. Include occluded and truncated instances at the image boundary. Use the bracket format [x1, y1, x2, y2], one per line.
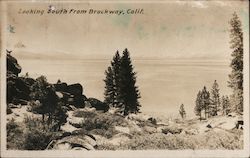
[228, 12, 243, 114]
[221, 95, 230, 115]
[195, 91, 203, 120]
[30, 76, 51, 121]
[201, 86, 210, 119]
[210, 80, 220, 116]
[30, 76, 67, 129]
[179, 104, 186, 119]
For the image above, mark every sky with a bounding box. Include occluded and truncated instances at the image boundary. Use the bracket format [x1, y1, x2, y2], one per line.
[3, 0, 249, 60]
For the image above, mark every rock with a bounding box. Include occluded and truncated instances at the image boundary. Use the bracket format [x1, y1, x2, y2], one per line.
[109, 133, 131, 146]
[115, 126, 130, 134]
[185, 129, 199, 135]
[56, 91, 64, 99]
[61, 122, 79, 133]
[7, 54, 22, 76]
[236, 120, 243, 129]
[72, 147, 88, 150]
[143, 126, 157, 134]
[7, 71, 32, 104]
[47, 135, 97, 150]
[67, 95, 86, 108]
[67, 83, 83, 96]
[73, 95, 87, 108]
[54, 82, 68, 92]
[87, 98, 109, 112]
[156, 126, 166, 133]
[162, 126, 182, 134]
[148, 117, 157, 125]
[8, 103, 21, 109]
[206, 124, 212, 128]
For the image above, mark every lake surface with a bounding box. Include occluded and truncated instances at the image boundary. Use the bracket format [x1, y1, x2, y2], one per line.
[18, 58, 232, 118]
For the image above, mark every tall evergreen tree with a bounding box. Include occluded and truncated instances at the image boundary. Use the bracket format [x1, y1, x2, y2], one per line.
[228, 12, 243, 113]
[104, 66, 115, 107]
[111, 51, 122, 107]
[119, 48, 141, 115]
[210, 80, 220, 116]
[195, 91, 203, 120]
[179, 104, 186, 119]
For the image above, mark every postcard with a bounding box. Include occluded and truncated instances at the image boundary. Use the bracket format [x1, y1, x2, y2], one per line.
[0, 0, 249, 157]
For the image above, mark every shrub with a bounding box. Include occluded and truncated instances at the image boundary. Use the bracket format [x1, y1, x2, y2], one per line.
[73, 110, 97, 118]
[23, 117, 57, 150]
[111, 130, 243, 150]
[76, 112, 127, 138]
[7, 119, 25, 149]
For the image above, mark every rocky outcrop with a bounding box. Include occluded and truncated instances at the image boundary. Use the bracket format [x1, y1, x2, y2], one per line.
[54, 83, 86, 108]
[7, 54, 34, 104]
[7, 54, 21, 76]
[67, 83, 83, 96]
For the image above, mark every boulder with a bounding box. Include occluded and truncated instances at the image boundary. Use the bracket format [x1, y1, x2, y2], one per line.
[56, 91, 64, 99]
[87, 98, 109, 112]
[162, 126, 183, 135]
[148, 117, 157, 125]
[54, 82, 68, 92]
[143, 126, 157, 134]
[73, 95, 87, 108]
[47, 135, 97, 150]
[67, 95, 86, 108]
[206, 124, 212, 128]
[184, 129, 199, 135]
[67, 83, 83, 96]
[115, 126, 130, 134]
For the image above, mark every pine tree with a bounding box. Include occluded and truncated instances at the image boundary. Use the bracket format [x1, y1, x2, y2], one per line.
[210, 80, 220, 116]
[195, 91, 203, 120]
[228, 12, 243, 113]
[111, 51, 122, 107]
[201, 86, 210, 119]
[104, 66, 115, 107]
[119, 48, 141, 115]
[179, 104, 186, 119]
[221, 95, 230, 115]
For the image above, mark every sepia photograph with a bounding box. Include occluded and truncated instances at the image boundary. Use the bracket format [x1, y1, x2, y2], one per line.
[0, 0, 249, 157]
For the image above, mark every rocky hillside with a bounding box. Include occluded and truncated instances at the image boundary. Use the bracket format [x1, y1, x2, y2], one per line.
[7, 103, 243, 150]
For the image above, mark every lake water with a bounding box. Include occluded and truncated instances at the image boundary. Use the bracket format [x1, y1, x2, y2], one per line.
[18, 59, 232, 118]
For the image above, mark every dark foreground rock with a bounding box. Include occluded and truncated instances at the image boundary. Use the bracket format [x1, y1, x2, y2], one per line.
[46, 134, 97, 150]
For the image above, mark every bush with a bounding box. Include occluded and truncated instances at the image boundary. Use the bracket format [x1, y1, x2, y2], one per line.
[23, 117, 57, 150]
[76, 112, 127, 138]
[73, 110, 97, 118]
[7, 119, 25, 149]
